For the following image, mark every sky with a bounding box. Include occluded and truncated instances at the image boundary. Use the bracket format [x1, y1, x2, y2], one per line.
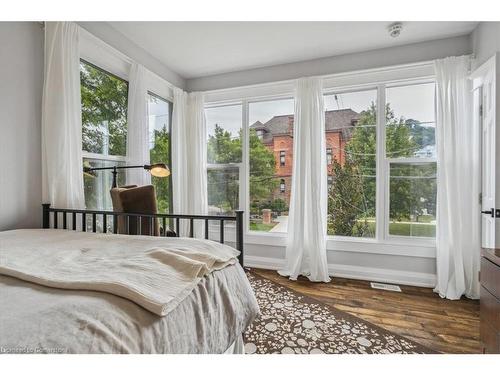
[148, 94, 170, 148]
[205, 82, 436, 139]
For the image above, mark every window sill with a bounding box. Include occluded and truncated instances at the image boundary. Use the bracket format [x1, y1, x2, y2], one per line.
[209, 227, 436, 259]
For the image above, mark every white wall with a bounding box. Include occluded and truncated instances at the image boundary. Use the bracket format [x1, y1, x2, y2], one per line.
[78, 22, 186, 90]
[194, 36, 470, 287]
[0, 22, 44, 230]
[187, 34, 472, 92]
[471, 22, 500, 68]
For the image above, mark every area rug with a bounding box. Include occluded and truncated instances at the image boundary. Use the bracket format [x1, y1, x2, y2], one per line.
[243, 271, 436, 354]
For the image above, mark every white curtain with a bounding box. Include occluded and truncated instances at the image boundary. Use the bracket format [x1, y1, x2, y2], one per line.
[172, 88, 208, 237]
[41, 22, 85, 209]
[279, 77, 330, 282]
[434, 55, 480, 300]
[126, 63, 150, 186]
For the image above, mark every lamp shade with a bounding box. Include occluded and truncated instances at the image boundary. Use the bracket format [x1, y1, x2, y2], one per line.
[146, 163, 170, 178]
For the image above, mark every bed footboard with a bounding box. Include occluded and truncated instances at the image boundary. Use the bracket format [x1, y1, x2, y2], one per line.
[42, 204, 244, 267]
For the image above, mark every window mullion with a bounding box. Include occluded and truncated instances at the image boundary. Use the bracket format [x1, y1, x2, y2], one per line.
[242, 100, 250, 233]
[375, 84, 386, 241]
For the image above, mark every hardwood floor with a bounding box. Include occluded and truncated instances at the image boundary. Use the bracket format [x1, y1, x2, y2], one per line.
[250, 268, 480, 354]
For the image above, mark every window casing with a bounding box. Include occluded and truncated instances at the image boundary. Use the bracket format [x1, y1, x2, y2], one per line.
[205, 104, 243, 216]
[80, 59, 129, 210]
[279, 151, 286, 167]
[79, 31, 175, 212]
[280, 179, 286, 193]
[148, 92, 173, 214]
[203, 63, 437, 254]
[326, 148, 333, 165]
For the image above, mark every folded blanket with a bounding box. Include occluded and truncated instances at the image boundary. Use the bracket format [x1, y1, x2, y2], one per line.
[0, 229, 240, 316]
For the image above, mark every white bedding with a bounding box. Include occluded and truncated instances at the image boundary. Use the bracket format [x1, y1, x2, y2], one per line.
[0, 229, 239, 316]
[0, 229, 259, 354]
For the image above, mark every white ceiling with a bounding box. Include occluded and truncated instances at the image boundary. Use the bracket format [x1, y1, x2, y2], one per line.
[108, 21, 477, 79]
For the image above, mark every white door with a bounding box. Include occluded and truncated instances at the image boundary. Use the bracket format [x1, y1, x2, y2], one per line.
[479, 65, 496, 248]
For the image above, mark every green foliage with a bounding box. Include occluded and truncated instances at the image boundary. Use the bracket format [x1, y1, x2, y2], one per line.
[329, 102, 435, 237]
[80, 61, 128, 156]
[270, 198, 288, 215]
[150, 126, 171, 213]
[327, 158, 371, 237]
[207, 125, 278, 213]
[249, 129, 279, 202]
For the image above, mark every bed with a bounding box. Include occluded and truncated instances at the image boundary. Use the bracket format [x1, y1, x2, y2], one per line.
[0, 206, 259, 354]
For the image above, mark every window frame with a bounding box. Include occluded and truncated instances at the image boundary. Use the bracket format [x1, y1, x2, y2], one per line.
[147, 91, 174, 214]
[279, 151, 286, 167]
[79, 28, 175, 211]
[204, 63, 437, 256]
[205, 101, 245, 217]
[382, 80, 437, 242]
[80, 58, 130, 164]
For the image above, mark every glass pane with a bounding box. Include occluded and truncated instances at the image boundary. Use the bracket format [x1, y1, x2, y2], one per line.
[206, 104, 242, 164]
[148, 93, 172, 214]
[83, 158, 126, 210]
[207, 166, 239, 215]
[80, 60, 128, 156]
[325, 90, 377, 238]
[206, 105, 242, 216]
[386, 83, 436, 158]
[389, 163, 437, 237]
[248, 99, 294, 233]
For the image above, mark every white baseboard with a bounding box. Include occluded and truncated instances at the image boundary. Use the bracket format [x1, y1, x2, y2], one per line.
[244, 255, 436, 288]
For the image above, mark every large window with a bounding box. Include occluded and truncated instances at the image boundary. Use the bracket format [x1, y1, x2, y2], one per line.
[324, 89, 377, 238]
[148, 93, 172, 214]
[203, 74, 437, 244]
[80, 60, 128, 210]
[248, 98, 294, 233]
[386, 83, 436, 238]
[206, 104, 242, 215]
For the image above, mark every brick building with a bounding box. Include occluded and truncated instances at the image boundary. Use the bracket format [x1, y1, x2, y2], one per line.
[250, 109, 360, 205]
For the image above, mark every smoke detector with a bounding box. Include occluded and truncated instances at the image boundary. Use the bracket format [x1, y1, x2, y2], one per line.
[388, 22, 403, 38]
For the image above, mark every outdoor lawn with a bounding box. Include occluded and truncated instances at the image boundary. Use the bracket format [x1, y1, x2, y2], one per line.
[249, 222, 277, 232]
[250, 217, 435, 238]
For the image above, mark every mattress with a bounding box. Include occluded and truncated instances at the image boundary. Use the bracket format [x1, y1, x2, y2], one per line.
[0, 230, 259, 354]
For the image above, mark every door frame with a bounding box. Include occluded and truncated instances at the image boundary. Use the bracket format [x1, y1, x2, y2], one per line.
[470, 54, 498, 248]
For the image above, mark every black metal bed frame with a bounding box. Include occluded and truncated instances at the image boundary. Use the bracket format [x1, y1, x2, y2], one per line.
[42, 204, 244, 266]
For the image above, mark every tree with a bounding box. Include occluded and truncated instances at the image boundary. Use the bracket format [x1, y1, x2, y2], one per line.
[80, 62, 128, 156]
[150, 126, 171, 213]
[328, 102, 430, 236]
[249, 129, 278, 204]
[270, 198, 288, 215]
[206, 125, 277, 213]
[328, 159, 371, 237]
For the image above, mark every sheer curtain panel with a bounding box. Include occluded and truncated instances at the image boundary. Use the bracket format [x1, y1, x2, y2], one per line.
[279, 77, 330, 282]
[41, 22, 85, 209]
[126, 63, 150, 186]
[171, 88, 208, 237]
[434, 55, 480, 300]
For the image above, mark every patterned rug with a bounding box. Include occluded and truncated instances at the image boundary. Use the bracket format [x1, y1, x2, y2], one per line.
[243, 271, 436, 354]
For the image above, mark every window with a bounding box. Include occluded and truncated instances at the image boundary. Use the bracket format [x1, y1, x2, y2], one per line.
[280, 151, 286, 166]
[148, 92, 172, 214]
[326, 148, 333, 165]
[249, 98, 294, 233]
[324, 89, 377, 238]
[80, 60, 128, 210]
[206, 104, 242, 215]
[386, 83, 436, 238]
[328, 175, 333, 186]
[203, 69, 438, 246]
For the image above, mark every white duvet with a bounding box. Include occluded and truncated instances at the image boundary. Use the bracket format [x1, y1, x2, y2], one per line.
[0, 229, 239, 316]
